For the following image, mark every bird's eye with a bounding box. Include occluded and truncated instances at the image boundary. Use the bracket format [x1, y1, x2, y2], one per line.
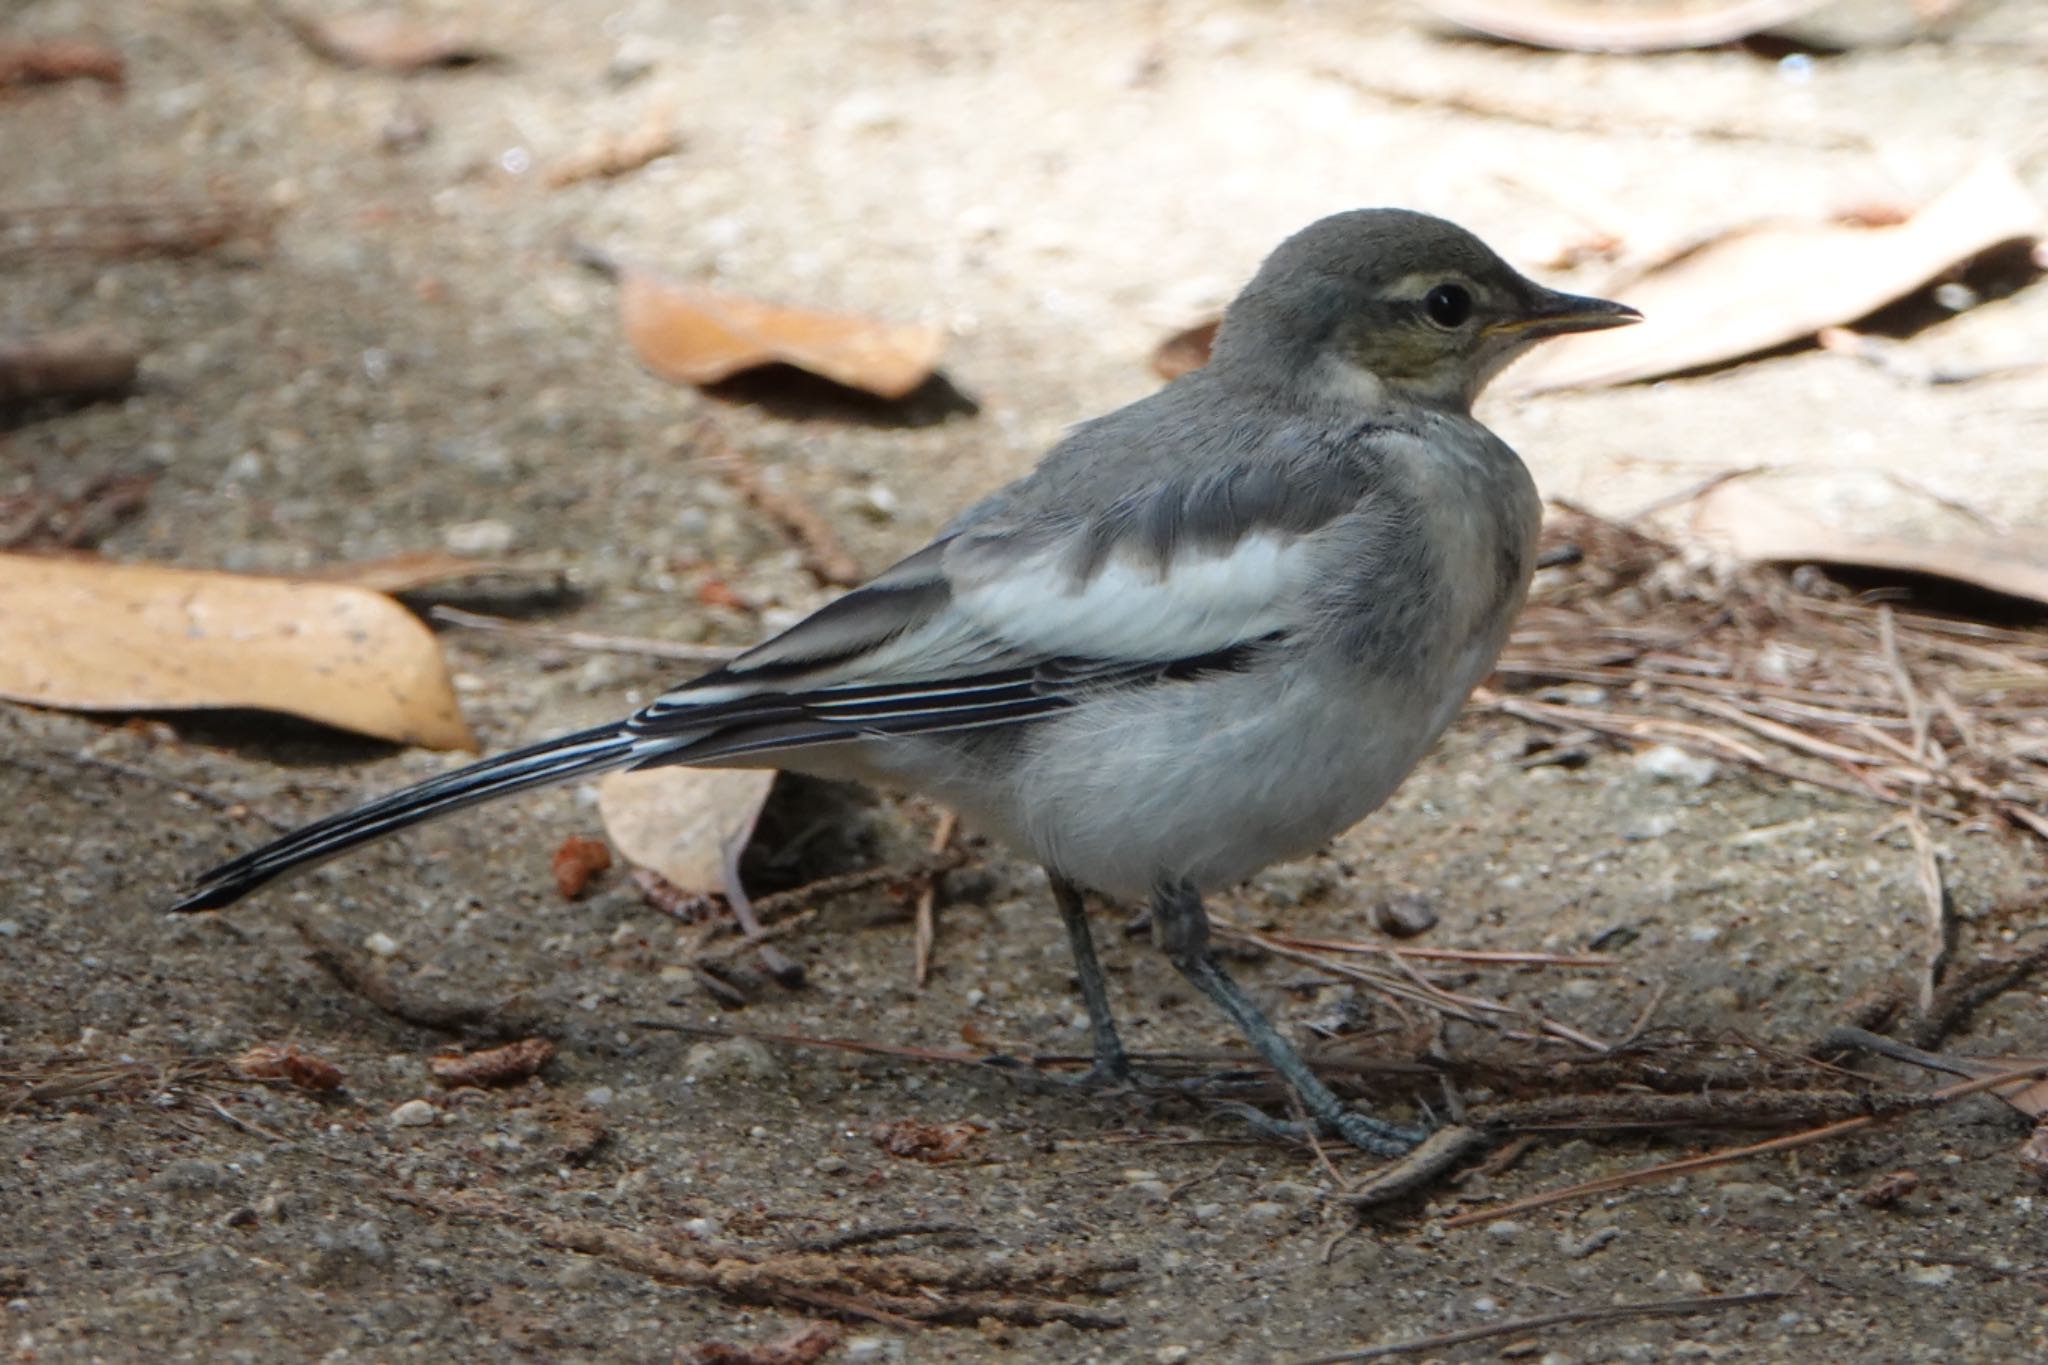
[1423, 283, 1472, 328]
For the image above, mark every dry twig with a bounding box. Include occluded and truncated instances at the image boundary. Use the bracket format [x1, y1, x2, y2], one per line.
[1290, 1291, 1788, 1364]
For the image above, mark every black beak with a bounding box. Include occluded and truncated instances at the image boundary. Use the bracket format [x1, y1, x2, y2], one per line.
[1497, 287, 1641, 341]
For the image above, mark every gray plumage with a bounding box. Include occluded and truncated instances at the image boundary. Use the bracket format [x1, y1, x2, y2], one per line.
[173, 209, 1637, 1155]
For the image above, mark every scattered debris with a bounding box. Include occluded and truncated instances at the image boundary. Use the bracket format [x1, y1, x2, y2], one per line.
[551, 834, 613, 899]
[1493, 505, 2048, 846]
[1289, 1290, 1788, 1365]
[429, 1037, 555, 1088]
[678, 1324, 840, 1365]
[869, 1118, 985, 1163]
[0, 554, 475, 750]
[1855, 1170, 1920, 1208]
[231, 1043, 345, 1092]
[0, 198, 272, 263]
[392, 1186, 1132, 1326]
[0, 470, 155, 551]
[575, 242, 944, 400]
[632, 867, 724, 921]
[1508, 158, 2044, 393]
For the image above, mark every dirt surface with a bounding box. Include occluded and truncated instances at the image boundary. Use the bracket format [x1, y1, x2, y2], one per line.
[6, 2, 2048, 1360]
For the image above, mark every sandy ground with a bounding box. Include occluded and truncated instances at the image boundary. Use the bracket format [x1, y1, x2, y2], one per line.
[6, 1, 2048, 1360]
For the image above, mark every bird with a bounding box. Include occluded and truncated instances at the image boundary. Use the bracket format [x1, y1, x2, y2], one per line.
[173, 208, 1639, 1156]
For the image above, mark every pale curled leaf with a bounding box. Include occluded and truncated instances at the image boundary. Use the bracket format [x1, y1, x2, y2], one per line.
[275, 7, 495, 72]
[598, 766, 775, 895]
[1508, 158, 2044, 393]
[617, 268, 944, 400]
[1670, 477, 2048, 609]
[0, 554, 475, 749]
[1418, 0, 1829, 53]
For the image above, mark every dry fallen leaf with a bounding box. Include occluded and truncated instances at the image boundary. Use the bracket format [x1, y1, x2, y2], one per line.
[429, 1037, 555, 1089]
[234, 1043, 345, 1092]
[1509, 158, 2043, 393]
[1418, 0, 1829, 52]
[868, 1118, 986, 1163]
[1151, 318, 1220, 381]
[614, 264, 943, 400]
[275, 7, 494, 72]
[551, 834, 613, 899]
[0, 554, 475, 749]
[598, 766, 776, 895]
[0, 41, 126, 90]
[1674, 477, 2048, 610]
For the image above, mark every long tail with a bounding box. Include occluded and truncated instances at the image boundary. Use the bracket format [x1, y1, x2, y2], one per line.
[170, 722, 644, 913]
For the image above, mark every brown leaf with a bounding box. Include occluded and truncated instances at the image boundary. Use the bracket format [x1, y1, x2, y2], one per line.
[1509, 158, 2043, 393]
[234, 1043, 345, 1092]
[680, 1325, 840, 1365]
[429, 1037, 555, 1088]
[1151, 318, 1219, 381]
[0, 41, 126, 90]
[276, 8, 495, 72]
[597, 767, 775, 895]
[0, 554, 475, 749]
[1419, 0, 1828, 53]
[869, 1118, 986, 1163]
[616, 266, 943, 400]
[550, 834, 612, 899]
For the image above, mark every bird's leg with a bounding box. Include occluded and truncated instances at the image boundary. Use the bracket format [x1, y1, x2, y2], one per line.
[1049, 872, 1136, 1087]
[1151, 880, 1426, 1156]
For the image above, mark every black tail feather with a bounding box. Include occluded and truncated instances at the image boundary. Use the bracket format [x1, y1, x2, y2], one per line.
[170, 723, 640, 912]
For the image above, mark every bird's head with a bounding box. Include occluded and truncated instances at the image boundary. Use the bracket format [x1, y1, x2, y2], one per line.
[1211, 208, 1639, 413]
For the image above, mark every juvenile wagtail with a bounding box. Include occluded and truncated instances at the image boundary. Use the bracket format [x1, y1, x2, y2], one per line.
[174, 209, 1639, 1155]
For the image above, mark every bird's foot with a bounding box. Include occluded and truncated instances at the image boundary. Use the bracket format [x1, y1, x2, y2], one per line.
[1213, 1101, 1429, 1157]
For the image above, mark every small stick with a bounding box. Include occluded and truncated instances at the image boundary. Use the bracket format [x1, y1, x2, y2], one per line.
[912, 810, 957, 989]
[290, 914, 542, 1037]
[1288, 1290, 1788, 1364]
[429, 605, 739, 664]
[1442, 1061, 2048, 1229]
[692, 422, 863, 587]
[1905, 813, 1949, 1014]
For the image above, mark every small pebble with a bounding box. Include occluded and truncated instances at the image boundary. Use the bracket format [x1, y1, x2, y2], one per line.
[1156, 1347, 1192, 1365]
[681, 1216, 719, 1240]
[362, 931, 399, 958]
[1371, 892, 1438, 938]
[1486, 1219, 1523, 1242]
[443, 518, 516, 555]
[1905, 1262, 1956, 1287]
[583, 1087, 613, 1109]
[389, 1099, 436, 1128]
[815, 1155, 849, 1174]
[0, 919, 20, 937]
[1189, 1201, 1224, 1222]
[1634, 743, 1718, 786]
[1246, 1201, 1288, 1221]
[684, 1037, 785, 1085]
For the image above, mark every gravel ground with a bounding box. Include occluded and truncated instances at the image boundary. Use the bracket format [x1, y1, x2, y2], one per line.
[5, 1, 2047, 1360]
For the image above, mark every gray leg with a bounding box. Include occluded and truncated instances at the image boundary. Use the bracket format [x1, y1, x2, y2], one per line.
[1151, 880, 1425, 1156]
[1049, 872, 1135, 1085]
